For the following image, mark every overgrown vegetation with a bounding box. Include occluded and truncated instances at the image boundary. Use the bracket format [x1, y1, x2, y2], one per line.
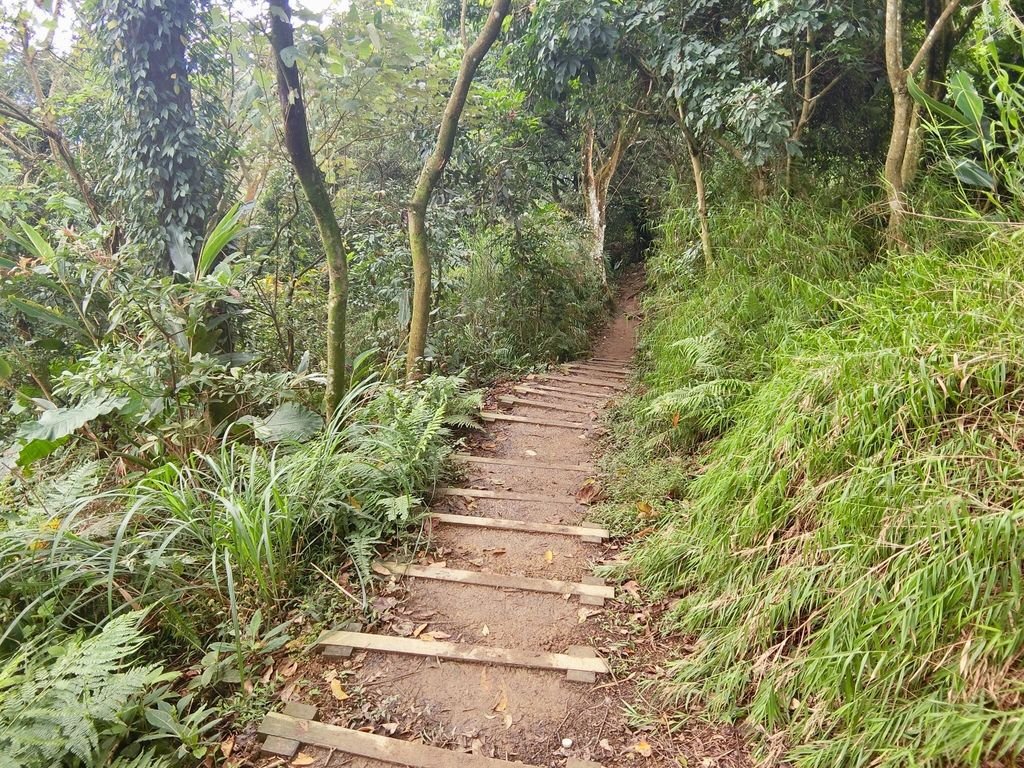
[2, 0, 1023, 763]
[598, 6, 1024, 766]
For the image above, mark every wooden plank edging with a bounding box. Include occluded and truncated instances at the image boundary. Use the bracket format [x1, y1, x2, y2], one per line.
[438, 487, 580, 505]
[499, 395, 593, 414]
[259, 713, 543, 768]
[315, 630, 609, 674]
[432, 512, 609, 539]
[377, 562, 615, 600]
[455, 453, 595, 472]
[532, 375, 624, 391]
[480, 412, 587, 429]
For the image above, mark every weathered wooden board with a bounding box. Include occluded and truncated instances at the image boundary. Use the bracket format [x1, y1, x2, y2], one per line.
[259, 702, 318, 757]
[454, 453, 595, 472]
[533, 375, 624, 391]
[480, 412, 587, 429]
[259, 713, 544, 768]
[564, 364, 630, 377]
[438, 487, 579, 505]
[432, 512, 609, 539]
[378, 562, 615, 601]
[514, 384, 611, 402]
[498, 394, 592, 414]
[316, 630, 609, 674]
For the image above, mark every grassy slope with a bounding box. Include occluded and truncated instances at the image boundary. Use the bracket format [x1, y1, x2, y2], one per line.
[603, 182, 1024, 766]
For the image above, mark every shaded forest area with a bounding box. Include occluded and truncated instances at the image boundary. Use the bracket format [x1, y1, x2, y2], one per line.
[0, 0, 1023, 766]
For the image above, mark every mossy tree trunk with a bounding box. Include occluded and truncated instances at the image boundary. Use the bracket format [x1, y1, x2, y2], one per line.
[268, 0, 348, 418]
[406, 0, 511, 382]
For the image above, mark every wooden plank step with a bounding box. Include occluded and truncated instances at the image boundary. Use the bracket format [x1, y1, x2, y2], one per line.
[534, 375, 624, 390]
[498, 394, 593, 414]
[377, 562, 614, 604]
[455, 453, 595, 472]
[259, 712, 544, 768]
[589, 357, 631, 364]
[260, 702, 318, 758]
[565, 363, 630, 377]
[432, 512, 608, 540]
[480, 412, 586, 429]
[515, 384, 611, 402]
[438, 487, 579, 505]
[316, 630, 609, 675]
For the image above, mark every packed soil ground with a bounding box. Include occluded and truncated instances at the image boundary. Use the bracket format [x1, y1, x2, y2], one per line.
[238, 270, 752, 768]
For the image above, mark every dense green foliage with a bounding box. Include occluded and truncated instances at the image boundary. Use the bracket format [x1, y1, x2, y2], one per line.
[598, 16, 1024, 763]
[2, 0, 1023, 763]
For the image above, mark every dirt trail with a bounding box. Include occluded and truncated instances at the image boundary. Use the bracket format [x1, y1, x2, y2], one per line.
[252, 270, 750, 767]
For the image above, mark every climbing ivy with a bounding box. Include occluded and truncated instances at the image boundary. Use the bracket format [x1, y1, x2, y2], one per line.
[91, 0, 225, 274]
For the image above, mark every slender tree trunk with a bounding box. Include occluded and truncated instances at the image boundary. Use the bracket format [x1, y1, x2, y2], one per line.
[406, 0, 511, 382]
[580, 117, 634, 283]
[18, 25, 101, 224]
[901, 1, 980, 184]
[460, 0, 469, 49]
[884, 0, 968, 243]
[268, 0, 348, 418]
[786, 29, 815, 193]
[581, 122, 607, 279]
[683, 125, 712, 267]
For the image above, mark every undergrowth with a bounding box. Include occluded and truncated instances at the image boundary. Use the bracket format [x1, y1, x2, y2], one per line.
[603, 169, 1024, 765]
[0, 375, 479, 647]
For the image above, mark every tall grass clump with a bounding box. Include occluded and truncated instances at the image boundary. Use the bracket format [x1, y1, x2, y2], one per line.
[629, 231, 1024, 766]
[597, 177, 875, 537]
[635, 175, 875, 448]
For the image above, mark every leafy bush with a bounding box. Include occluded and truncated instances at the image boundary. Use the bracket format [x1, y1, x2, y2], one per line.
[1, 208, 322, 469]
[433, 205, 608, 378]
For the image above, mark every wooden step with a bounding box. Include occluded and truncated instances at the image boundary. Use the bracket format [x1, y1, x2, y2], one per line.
[498, 394, 593, 414]
[260, 702, 318, 758]
[565, 363, 630, 377]
[377, 562, 614, 605]
[480, 412, 587, 429]
[259, 712, 547, 768]
[439, 487, 580, 505]
[534, 375, 624, 390]
[455, 453, 595, 472]
[515, 384, 611, 402]
[316, 630, 609, 676]
[432, 512, 608, 541]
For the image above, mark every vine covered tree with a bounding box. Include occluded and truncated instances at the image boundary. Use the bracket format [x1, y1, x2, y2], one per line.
[92, 0, 225, 273]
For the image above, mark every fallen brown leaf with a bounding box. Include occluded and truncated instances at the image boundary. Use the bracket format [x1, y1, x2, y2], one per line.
[632, 741, 653, 757]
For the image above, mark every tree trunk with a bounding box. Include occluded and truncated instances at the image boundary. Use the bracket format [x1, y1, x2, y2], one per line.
[786, 29, 815, 193]
[18, 24, 101, 225]
[683, 126, 712, 267]
[269, 0, 348, 418]
[406, 0, 511, 382]
[580, 117, 634, 283]
[581, 122, 607, 279]
[884, 0, 967, 243]
[901, 1, 979, 184]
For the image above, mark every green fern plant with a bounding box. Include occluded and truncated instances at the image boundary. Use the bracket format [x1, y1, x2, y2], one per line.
[0, 612, 171, 768]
